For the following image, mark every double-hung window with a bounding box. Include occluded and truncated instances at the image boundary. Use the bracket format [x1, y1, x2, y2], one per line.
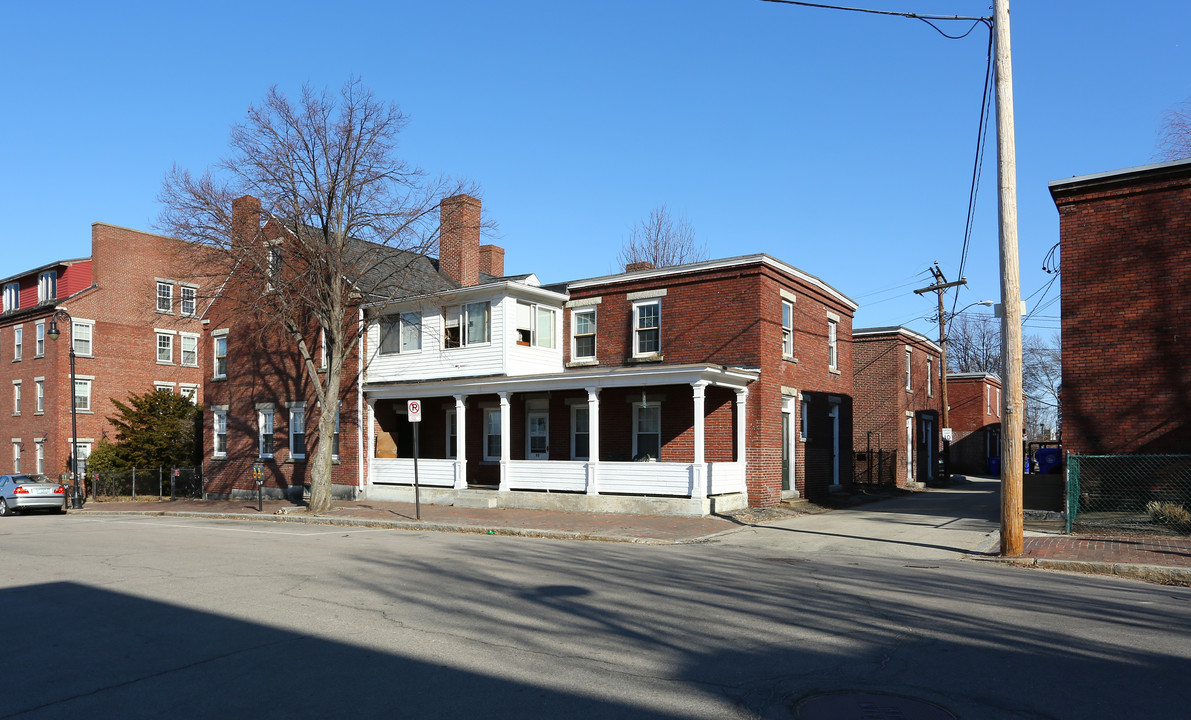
[289, 404, 306, 460]
[157, 332, 174, 363]
[12, 381, 21, 415]
[156, 282, 173, 313]
[12, 443, 19, 473]
[213, 410, 228, 457]
[444, 302, 490, 349]
[2, 282, 17, 312]
[483, 408, 501, 461]
[35, 322, 44, 357]
[180, 286, 197, 316]
[799, 398, 809, 442]
[572, 308, 596, 360]
[213, 332, 228, 378]
[905, 349, 912, 390]
[379, 313, 422, 355]
[571, 406, 590, 460]
[332, 407, 341, 461]
[38, 271, 56, 301]
[515, 302, 557, 348]
[633, 300, 661, 357]
[35, 379, 44, 413]
[633, 403, 661, 460]
[827, 319, 838, 370]
[13, 326, 22, 360]
[782, 300, 795, 357]
[35, 441, 44, 474]
[72, 320, 92, 356]
[926, 358, 933, 397]
[74, 379, 91, 412]
[180, 334, 198, 366]
[258, 407, 275, 459]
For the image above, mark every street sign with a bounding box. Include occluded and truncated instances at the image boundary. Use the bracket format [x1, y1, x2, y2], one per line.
[407, 399, 422, 422]
[942, 428, 953, 442]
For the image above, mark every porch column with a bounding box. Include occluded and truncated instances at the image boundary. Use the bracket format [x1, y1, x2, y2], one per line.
[365, 398, 377, 487]
[498, 392, 511, 492]
[453, 394, 467, 489]
[586, 386, 600, 495]
[691, 381, 708, 498]
[735, 387, 749, 464]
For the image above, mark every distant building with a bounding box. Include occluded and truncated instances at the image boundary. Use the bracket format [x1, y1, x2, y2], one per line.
[1049, 158, 1191, 454]
[0, 224, 206, 479]
[946, 372, 1002, 475]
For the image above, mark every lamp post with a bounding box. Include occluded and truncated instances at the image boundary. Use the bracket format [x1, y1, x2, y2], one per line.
[46, 310, 82, 510]
[939, 299, 995, 482]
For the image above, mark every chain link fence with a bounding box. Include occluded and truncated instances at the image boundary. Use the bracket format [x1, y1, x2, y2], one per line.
[91, 466, 204, 501]
[1066, 454, 1191, 535]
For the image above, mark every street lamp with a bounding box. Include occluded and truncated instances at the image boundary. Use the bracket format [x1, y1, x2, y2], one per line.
[939, 299, 994, 482]
[46, 310, 82, 510]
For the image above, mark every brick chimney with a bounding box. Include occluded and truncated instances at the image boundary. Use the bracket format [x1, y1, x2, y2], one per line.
[479, 244, 504, 278]
[439, 194, 482, 287]
[625, 261, 655, 273]
[232, 195, 262, 244]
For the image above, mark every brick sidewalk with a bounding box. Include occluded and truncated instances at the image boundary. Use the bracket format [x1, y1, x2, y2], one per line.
[1023, 535, 1191, 568]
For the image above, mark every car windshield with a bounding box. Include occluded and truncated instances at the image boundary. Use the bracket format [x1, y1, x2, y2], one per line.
[13, 475, 55, 484]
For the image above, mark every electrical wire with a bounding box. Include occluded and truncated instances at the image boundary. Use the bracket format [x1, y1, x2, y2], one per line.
[952, 25, 995, 317]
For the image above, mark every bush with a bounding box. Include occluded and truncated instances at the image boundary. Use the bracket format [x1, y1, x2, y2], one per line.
[1146, 501, 1191, 530]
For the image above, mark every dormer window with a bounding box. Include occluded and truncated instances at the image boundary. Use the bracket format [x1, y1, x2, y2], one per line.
[2, 283, 18, 312]
[38, 271, 56, 302]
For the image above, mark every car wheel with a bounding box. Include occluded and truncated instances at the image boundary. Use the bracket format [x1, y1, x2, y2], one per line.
[0, 499, 10, 517]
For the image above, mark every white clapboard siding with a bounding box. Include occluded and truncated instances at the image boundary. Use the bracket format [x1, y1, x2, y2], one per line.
[598, 462, 694, 496]
[366, 300, 508, 383]
[371, 458, 456, 486]
[506, 460, 587, 491]
[707, 462, 746, 495]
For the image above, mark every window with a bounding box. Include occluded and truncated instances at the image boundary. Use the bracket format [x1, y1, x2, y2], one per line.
[445, 410, 457, 459]
[516, 302, 556, 348]
[157, 333, 174, 363]
[213, 410, 227, 457]
[633, 404, 661, 460]
[483, 408, 501, 461]
[74, 442, 91, 479]
[827, 320, 838, 370]
[379, 313, 422, 355]
[154, 383, 174, 394]
[74, 379, 91, 412]
[35, 322, 44, 357]
[214, 334, 228, 378]
[38, 271, 57, 302]
[179, 385, 198, 404]
[633, 300, 661, 356]
[332, 407, 341, 461]
[72, 321, 92, 356]
[35, 380, 43, 413]
[157, 282, 173, 313]
[13, 325, 22, 360]
[444, 302, 490, 348]
[2, 282, 17, 312]
[35, 441, 44, 474]
[572, 309, 596, 359]
[180, 286, 197, 316]
[996, 388, 1001, 418]
[290, 405, 306, 460]
[267, 247, 282, 284]
[799, 398, 809, 442]
[782, 300, 794, 357]
[986, 385, 991, 415]
[571, 405, 590, 460]
[12, 443, 19, 473]
[319, 328, 327, 369]
[258, 408, 275, 458]
[926, 358, 933, 397]
[905, 349, 912, 391]
[180, 334, 198, 366]
[12, 381, 20, 415]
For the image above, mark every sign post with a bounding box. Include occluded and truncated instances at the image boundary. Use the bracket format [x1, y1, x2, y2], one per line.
[408, 400, 422, 520]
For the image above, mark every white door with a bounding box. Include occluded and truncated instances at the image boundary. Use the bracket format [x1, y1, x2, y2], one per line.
[527, 411, 549, 460]
[906, 417, 914, 483]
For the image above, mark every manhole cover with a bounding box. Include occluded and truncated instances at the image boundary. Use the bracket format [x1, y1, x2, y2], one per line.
[796, 692, 956, 720]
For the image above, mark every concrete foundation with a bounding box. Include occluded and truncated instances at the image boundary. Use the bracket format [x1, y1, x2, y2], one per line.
[362, 484, 748, 517]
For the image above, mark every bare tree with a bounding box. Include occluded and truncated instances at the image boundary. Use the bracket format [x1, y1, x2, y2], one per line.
[617, 204, 706, 270]
[1023, 333, 1062, 441]
[946, 312, 1002, 375]
[159, 79, 474, 513]
[1157, 98, 1191, 161]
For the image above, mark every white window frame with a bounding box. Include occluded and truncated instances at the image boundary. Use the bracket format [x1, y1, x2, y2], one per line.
[905, 348, 913, 391]
[213, 409, 228, 458]
[258, 407, 275, 459]
[445, 409, 457, 460]
[986, 385, 991, 415]
[379, 313, 422, 355]
[289, 403, 306, 460]
[180, 333, 199, 367]
[319, 328, 328, 369]
[444, 302, 491, 349]
[156, 281, 173, 313]
[483, 407, 501, 461]
[12, 381, 20, 416]
[156, 332, 174, 364]
[74, 378, 92, 413]
[332, 407, 341, 461]
[782, 300, 795, 357]
[35, 440, 44, 474]
[632, 300, 661, 358]
[72, 320, 94, 357]
[996, 388, 1001, 418]
[35, 322, 45, 357]
[13, 325, 22, 360]
[213, 332, 228, 379]
[12, 442, 19, 473]
[180, 285, 197, 316]
[926, 358, 933, 397]
[571, 404, 590, 460]
[571, 308, 597, 360]
[154, 383, 174, 395]
[799, 398, 809, 442]
[38, 271, 57, 302]
[2, 282, 17, 312]
[632, 402, 661, 461]
[516, 302, 557, 349]
[179, 384, 198, 404]
[35, 379, 44, 413]
[827, 319, 838, 370]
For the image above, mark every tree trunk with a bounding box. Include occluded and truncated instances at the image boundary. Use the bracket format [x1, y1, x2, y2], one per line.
[306, 372, 341, 515]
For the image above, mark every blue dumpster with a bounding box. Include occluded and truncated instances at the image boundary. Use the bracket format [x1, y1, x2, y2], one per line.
[1035, 448, 1062, 474]
[987, 456, 1001, 476]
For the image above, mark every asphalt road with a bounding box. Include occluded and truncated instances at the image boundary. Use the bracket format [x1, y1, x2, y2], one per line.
[3, 479, 1189, 720]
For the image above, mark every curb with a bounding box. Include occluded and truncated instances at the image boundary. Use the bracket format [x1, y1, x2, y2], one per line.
[70, 508, 696, 545]
[993, 557, 1191, 587]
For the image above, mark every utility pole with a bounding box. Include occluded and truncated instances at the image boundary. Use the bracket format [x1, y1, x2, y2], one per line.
[994, 0, 1024, 557]
[915, 264, 966, 484]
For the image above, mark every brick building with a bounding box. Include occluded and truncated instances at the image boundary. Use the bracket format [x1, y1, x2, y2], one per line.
[0, 224, 206, 484]
[852, 327, 942, 486]
[946, 372, 1002, 475]
[1049, 158, 1191, 454]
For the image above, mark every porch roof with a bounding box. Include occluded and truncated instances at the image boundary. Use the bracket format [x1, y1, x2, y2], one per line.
[363, 363, 759, 400]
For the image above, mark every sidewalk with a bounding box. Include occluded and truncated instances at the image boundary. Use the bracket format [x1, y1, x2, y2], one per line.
[1009, 533, 1191, 586]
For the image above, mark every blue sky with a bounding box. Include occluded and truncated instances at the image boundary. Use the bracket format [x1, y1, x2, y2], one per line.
[3, 1, 1188, 339]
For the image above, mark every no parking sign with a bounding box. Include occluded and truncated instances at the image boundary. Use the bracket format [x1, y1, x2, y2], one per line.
[407, 399, 422, 422]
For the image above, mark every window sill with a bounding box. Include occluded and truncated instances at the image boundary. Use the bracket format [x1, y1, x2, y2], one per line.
[629, 354, 664, 364]
[157, 361, 175, 366]
[34, 411, 43, 416]
[210, 376, 227, 382]
[566, 359, 599, 368]
[284, 458, 306, 464]
[156, 309, 174, 315]
[257, 457, 275, 462]
[783, 355, 798, 364]
[828, 368, 841, 375]
[212, 455, 227, 461]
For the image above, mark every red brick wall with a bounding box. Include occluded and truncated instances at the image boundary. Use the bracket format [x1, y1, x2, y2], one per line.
[1053, 165, 1191, 454]
[438, 195, 481, 287]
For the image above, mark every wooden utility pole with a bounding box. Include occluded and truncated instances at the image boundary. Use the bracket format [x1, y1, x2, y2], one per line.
[994, 0, 1024, 557]
[915, 265, 966, 483]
